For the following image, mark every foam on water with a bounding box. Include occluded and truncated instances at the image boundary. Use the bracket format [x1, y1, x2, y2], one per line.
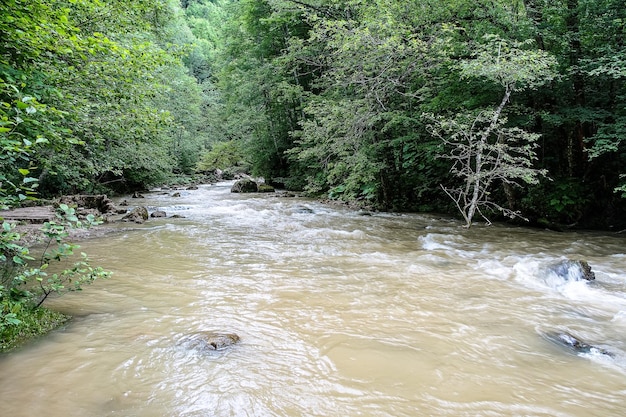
[509, 256, 626, 309]
[3, 181, 626, 417]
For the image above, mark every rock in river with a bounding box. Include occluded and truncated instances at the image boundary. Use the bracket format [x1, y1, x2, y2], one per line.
[121, 206, 149, 224]
[231, 178, 258, 193]
[542, 331, 613, 357]
[548, 259, 595, 281]
[179, 332, 240, 352]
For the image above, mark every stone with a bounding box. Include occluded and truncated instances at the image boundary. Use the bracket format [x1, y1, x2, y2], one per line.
[58, 194, 125, 215]
[179, 332, 240, 352]
[231, 179, 258, 193]
[150, 210, 167, 218]
[542, 331, 613, 357]
[257, 183, 275, 193]
[121, 206, 149, 224]
[294, 206, 314, 214]
[549, 259, 596, 281]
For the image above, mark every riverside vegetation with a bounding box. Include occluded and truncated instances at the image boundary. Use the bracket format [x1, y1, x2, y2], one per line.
[1, 204, 110, 351]
[2, 0, 626, 348]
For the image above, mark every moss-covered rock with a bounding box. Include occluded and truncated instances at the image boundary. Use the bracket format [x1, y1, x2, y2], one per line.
[257, 183, 275, 193]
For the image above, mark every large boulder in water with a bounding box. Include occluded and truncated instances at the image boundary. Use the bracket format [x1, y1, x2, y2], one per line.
[179, 332, 240, 352]
[548, 259, 595, 281]
[231, 179, 258, 193]
[121, 206, 149, 224]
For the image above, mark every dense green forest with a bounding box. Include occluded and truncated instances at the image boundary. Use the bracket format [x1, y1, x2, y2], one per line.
[2, 0, 626, 228]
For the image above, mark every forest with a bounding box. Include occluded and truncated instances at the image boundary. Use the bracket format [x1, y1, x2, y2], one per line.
[2, 0, 626, 229]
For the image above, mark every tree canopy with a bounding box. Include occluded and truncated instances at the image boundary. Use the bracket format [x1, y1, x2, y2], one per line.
[1, 0, 625, 229]
[207, 0, 626, 229]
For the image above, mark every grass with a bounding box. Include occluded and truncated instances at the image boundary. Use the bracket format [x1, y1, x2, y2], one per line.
[0, 307, 70, 352]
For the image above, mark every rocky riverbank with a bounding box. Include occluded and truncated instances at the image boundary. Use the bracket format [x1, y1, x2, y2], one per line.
[0, 195, 128, 246]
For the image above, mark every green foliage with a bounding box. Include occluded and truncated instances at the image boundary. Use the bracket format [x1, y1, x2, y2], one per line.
[194, 0, 626, 225]
[30, 204, 111, 308]
[1, 0, 215, 196]
[0, 80, 51, 208]
[433, 35, 556, 227]
[523, 178, 592, 226]
[0, 304, 69, 352]
[460, 35, 557, 92]
[196, 140, 249, 172]
[3, 0, 626, 229]
[1, 204, 111, 310]
[1, 204, 110, 349]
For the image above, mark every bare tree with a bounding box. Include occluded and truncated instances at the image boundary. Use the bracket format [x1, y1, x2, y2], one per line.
[429, 35, 556, 227]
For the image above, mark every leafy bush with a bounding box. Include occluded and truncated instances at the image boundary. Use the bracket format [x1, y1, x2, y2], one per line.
[0, 204, 110, 351]
[522, 179, 592, 226]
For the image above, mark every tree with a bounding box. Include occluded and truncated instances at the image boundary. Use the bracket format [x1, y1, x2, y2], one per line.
[0, 0, 187, 350]
[180, 0, 626, 228]
[431, 35, 556, 227]
[286, 0, 448, 206]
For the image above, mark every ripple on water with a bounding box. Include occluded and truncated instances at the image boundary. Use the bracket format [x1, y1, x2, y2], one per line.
[1, 182, 626, 417]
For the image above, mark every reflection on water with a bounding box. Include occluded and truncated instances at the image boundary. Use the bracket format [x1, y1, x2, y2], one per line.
[1, 182, 625, 416]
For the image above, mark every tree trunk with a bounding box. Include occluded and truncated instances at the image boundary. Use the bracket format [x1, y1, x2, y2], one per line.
[566, 0, 587, 176]
[465, 86, 512, 227]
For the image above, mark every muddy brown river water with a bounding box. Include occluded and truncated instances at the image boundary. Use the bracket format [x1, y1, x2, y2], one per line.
[1, 181, 625, 416]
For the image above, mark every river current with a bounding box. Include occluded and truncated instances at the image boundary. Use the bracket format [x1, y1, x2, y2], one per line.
[1, 181, 625, 416]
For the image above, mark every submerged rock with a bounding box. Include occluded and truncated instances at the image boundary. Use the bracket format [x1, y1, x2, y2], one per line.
[294, 205, 314, 214]
[542, 331, 613, 357]
[179, 332, 240, 352]
[150, 210, 167, 218]
[548, 259, 596, 281]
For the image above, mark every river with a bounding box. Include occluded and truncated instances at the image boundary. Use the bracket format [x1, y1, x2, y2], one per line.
[1, 181, 625, 416]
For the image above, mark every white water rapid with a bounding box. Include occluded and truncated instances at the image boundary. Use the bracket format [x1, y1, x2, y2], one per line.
[1, 181, 625, 416]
